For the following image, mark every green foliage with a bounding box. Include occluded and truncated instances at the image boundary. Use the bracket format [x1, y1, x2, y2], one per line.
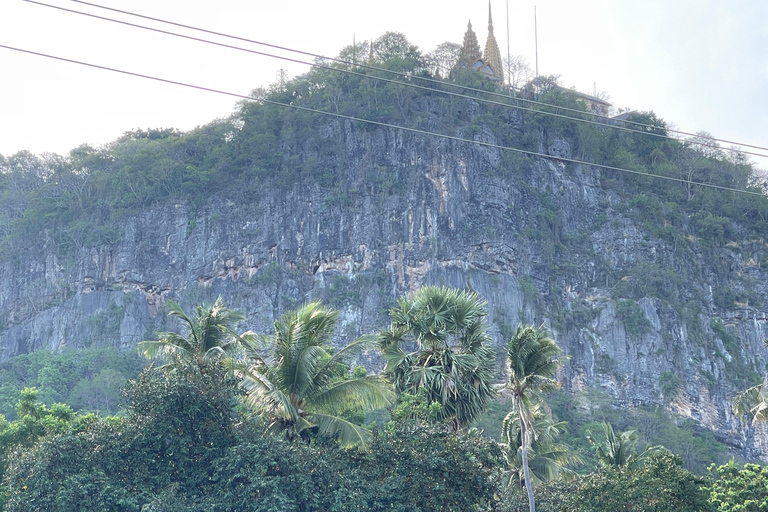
[707, 461, 768, 512]
[506, 323, 566, 511]
[138, 296, 248, 372]
[310, 424, 503, 512]
[615, 299, 650, 339]
[2, 369, 502, 511]
[3, 364, 240, 511]
[586, 422, 663, 469]
[659, 370, 682, 401]
[0, 347, 143, 419]
[548, 388, 730, 475]
[575, 452, 710, 512]
[388, 389, 444, 425]
[498, 481, 580, 512]
[238, 301, 392, 447]
[501, 404, 581, 487]
[379, 286, 496, 430]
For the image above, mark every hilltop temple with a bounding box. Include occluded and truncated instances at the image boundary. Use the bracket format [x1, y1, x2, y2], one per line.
[458, 2, 504, 83]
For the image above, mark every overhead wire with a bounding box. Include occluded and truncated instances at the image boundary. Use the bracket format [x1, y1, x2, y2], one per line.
[0, 42, 765, 199]
[20, 0, 768, 159]
[66, 0, 768, 154]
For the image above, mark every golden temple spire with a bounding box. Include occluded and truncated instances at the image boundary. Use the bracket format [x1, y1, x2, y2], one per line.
[483, 1, 504, 83]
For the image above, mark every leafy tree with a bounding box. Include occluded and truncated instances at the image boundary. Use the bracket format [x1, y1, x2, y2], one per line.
[575, 452, 709, 512]
[378, 286, 496, 431]
[3, 365, 240, 511]
[119, 365, 241, 492]
[586, 422, 663, 469]
[138, 296, 250, 372]
[0, 347, 142, 419]
[506, 324, 566, 512]
[499, 480, 580, 512]
[501, 403, 580, 488]
[707, 460, 768, 512]
[237, 301, 392, 447]
[425, 41, 461, 78]
[310, 423, 504, 511]
[371, 31, 423, 71]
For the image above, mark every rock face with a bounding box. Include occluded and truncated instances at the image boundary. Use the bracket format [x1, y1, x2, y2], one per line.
[2, 98, 767, 459]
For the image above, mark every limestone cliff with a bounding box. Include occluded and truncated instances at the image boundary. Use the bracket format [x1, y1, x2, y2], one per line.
[1, 90, 767, 460]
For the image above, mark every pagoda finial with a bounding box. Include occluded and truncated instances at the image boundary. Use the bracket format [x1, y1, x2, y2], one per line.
[483, 1, 504, 83]
[460, 19, 482, 64]
[488, 0, 494, 33]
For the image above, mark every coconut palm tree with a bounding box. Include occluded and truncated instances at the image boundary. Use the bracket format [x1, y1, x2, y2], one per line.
[138, 296, 250, 372]
[378, 286, 496, 431]
[500, 403, 580, 489]
[506, 324, 566, 512]
[586, 422, 663, 469]
[237, 301, 393, 448]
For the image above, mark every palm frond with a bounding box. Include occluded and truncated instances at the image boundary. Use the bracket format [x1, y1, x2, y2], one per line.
[240, 366, 298, 423]
[307, 377, 394, 415]
[308, 412, 372, 448]
[286, 344, 329, 397]
[735, 378, 768, 424]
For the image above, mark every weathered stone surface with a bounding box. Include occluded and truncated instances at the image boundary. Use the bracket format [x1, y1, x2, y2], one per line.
[1, 104, 767, 459]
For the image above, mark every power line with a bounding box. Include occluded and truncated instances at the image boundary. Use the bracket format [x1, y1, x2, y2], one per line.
[22, 0, 768, 158]
[1, 42, 764, 199]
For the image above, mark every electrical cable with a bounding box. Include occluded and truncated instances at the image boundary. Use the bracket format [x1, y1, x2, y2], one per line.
[1, 42, 764, 198]
[67, 0, 765, 153]
[20, 0, 768, 159]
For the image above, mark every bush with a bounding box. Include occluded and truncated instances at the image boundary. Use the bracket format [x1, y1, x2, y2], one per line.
[707, 461, 768, 512]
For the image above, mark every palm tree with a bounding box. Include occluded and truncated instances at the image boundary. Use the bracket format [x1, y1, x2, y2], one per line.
[138, 296, 250, 372]
[237, 301, 393, 448]
[378, 286, 496, 431]
[735, 376, 768, 424]
[735, 342, 768, 424]
[586, 422, 663, 469]
[506, 324, 566, 512]
[500, 403, 580, 489]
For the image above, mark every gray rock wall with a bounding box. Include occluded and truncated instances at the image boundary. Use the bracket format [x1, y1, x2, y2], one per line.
[1, 106, 767, 458]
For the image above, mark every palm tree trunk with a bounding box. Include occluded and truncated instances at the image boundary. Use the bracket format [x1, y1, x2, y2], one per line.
[518, 402, 536, 512]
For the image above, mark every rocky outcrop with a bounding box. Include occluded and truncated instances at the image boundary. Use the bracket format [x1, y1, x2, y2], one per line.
[2, 101, 767, 459]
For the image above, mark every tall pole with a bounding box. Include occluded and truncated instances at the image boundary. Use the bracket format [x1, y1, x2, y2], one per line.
[506, 0, 511, 92]
[534, 6, 539, 78]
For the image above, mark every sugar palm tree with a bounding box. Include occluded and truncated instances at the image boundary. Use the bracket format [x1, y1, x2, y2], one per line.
[237, 301, 393, 448]
[586, 422, 663, 469]
[378, 286, 496, 431]
[500, 403, 580, 489]
[506, 324, 566, 512]
[138, 296, 250, 372]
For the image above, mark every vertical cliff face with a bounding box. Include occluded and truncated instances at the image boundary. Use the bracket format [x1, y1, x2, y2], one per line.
[1, 96, 767, 458]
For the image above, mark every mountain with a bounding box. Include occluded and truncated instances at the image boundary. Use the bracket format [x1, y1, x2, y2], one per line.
[1, 49, 767, 461]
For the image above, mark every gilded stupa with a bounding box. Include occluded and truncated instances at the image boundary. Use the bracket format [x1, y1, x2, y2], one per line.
[483, 1, 504, 83]
[455, 2, 504, 83]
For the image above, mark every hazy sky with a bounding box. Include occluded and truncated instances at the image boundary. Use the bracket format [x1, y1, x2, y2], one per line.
[1, 0, 766, 163]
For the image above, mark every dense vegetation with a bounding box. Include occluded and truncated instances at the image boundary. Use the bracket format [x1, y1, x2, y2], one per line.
[0, 293, 763, 511]
[1, 31, 768, 510]
[0, 33, 765, 265]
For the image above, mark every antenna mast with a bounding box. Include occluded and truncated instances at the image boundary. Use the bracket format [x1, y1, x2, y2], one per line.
[534, 6, 539, 77]
[506, 0, 511, 92]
